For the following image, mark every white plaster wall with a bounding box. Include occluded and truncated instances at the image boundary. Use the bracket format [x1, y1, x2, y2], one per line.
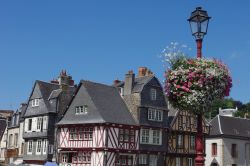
[18, 121, 24, 156]
[205, 138, 223, 166]
[0, 128, 7, 161]
[7, 127, 19, 148]
[206, 138, 250, 166]
[223, 138, 250, 166]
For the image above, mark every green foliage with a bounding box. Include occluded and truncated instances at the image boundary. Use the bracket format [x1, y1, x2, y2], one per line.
[204, 97, 250, 120]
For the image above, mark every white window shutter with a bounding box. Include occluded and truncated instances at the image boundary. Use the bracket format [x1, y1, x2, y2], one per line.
[24, 119, 28, 132]
[43, 116, 47, 131]
[32, 118, 37, 131]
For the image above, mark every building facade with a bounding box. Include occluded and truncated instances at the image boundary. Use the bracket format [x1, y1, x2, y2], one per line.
[205, 115, 250, 166]
[5, 103, 27, 165]
[22, 71, 75, 165]
[0, 110, 13, 164]
[166, 109, 209, 166]
[57, 80, 139, 166]
[115, 67, 169, 166]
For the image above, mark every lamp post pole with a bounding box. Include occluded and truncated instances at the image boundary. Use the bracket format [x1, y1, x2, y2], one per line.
[188, 7, 211, 166]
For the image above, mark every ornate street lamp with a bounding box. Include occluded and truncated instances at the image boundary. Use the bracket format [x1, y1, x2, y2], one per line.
[188, 7, 211, 166]
[188, 7, 211, 58]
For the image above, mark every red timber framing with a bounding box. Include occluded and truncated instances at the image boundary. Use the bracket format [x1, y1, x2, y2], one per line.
[57, 123, 139, 166]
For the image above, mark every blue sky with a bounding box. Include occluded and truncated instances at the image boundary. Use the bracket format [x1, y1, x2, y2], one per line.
[1, 1, 250, 109]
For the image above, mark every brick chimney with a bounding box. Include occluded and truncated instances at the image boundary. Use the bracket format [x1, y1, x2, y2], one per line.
[113, 79, 121, 86]
[57, 70, 75, 90]
[124, 70, 135, 95]
[138, 67, 154, 77]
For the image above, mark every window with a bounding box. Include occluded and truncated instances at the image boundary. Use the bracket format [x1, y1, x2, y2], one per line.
[188, 158, 193, 166]
[148, 108, 163, 121]
[176, 157, 181, 166]
[36, 140, 42, 154]
[231, 144, 237, 158]
[31, 99, 39, 107]
[149, 155, 157, 166]
[212, 143, 217, 156]
[28, 119, 32, 131]
[119, 129, 135, 143]
[150, 88, 157, 100]
[70, 127, 93, 141]
[48, 145, 53, 154]
[76, 152, 91, 164]
[177, 135, 183, 148]
[37, 117, 43, 131]
[69, 128, 77, 140]
[14, 133, 18, 147]
[62, 154, 68, 163]
[75, 106, 88, 115]
[43, 139, 47, 154]
[141, 129, 150, 144]
[139, 154, 147, 164]
[140, 128, 162, 145]
[190, 135, 195, 149]
[8, 134, 13, 147]
[152, 130, 161, 144]
[27, 140, 33, 154]
[115, 155, 133, 166]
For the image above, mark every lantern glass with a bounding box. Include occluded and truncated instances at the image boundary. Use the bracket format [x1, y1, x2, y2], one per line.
[188, 7, 210, 40]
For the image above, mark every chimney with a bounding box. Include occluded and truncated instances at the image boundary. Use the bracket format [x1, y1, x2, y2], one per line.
[138, 67, 154, 77]
[124, 70, 135, 95]
[113, 79, 121, 86]
[57, 70, 75, 90]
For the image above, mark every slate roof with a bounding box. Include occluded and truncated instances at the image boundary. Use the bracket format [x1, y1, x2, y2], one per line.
[0, 117, 7, 140]
[115, 75, 154, 93]
[25, 80, 75, 117]
[167, 108, 179, 127]
[209, 115, 250, 138]
[58, 80, 137, 126]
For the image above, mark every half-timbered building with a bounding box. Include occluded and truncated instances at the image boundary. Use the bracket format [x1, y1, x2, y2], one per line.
[166, 109, 209, 166]
[114, 67, 169, 166]
[57, 80, 139, 166]
[22, 71, 75, 165]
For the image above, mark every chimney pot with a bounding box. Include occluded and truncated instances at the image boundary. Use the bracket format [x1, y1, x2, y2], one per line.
[113, 79, 121, 86]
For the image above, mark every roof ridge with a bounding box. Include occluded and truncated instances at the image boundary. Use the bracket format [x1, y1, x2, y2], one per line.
[81, 80, 115, 89]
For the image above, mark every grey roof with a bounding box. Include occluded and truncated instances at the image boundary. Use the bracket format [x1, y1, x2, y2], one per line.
[168, 108, 179, 127]
[116, 75, 154, 93]
[25, 80, 75, 117]
[209, 115, 250, 138]
[48, 89, 63, 100]
[58, 80, 137, 126]
[0, 117, 7, 140]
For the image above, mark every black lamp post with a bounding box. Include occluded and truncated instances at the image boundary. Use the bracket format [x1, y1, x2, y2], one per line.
[188, 7, 211, 166]
[188, 7, 211, 58]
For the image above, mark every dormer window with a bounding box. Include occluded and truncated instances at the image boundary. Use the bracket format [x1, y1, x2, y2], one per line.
[31, 99, 39, 107]
[148, 108, 163, 121]
[150, 88, 157, 100]
[75, 105, 88, 115]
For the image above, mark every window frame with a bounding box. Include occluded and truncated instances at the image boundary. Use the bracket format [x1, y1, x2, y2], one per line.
[139, 154, 147, 165]
[212, 143, 217, 156]
[31, 99, 39, 107]
[36, 140, 42, 154]
[150, 88, 157, 100]
[27, 140, 33, 155]
[148, 108, 163, 122]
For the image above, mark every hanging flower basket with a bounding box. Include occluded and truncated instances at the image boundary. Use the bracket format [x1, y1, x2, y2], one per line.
[165, 57, 232, 114]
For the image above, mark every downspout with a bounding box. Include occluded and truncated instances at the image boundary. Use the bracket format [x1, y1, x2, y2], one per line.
[245, 143, 250, 166]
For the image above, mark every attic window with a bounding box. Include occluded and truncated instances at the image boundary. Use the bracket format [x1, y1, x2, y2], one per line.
[31, 99, 39, 107]
[150, 88, 157, 100]
[75, 105, 88, 115]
